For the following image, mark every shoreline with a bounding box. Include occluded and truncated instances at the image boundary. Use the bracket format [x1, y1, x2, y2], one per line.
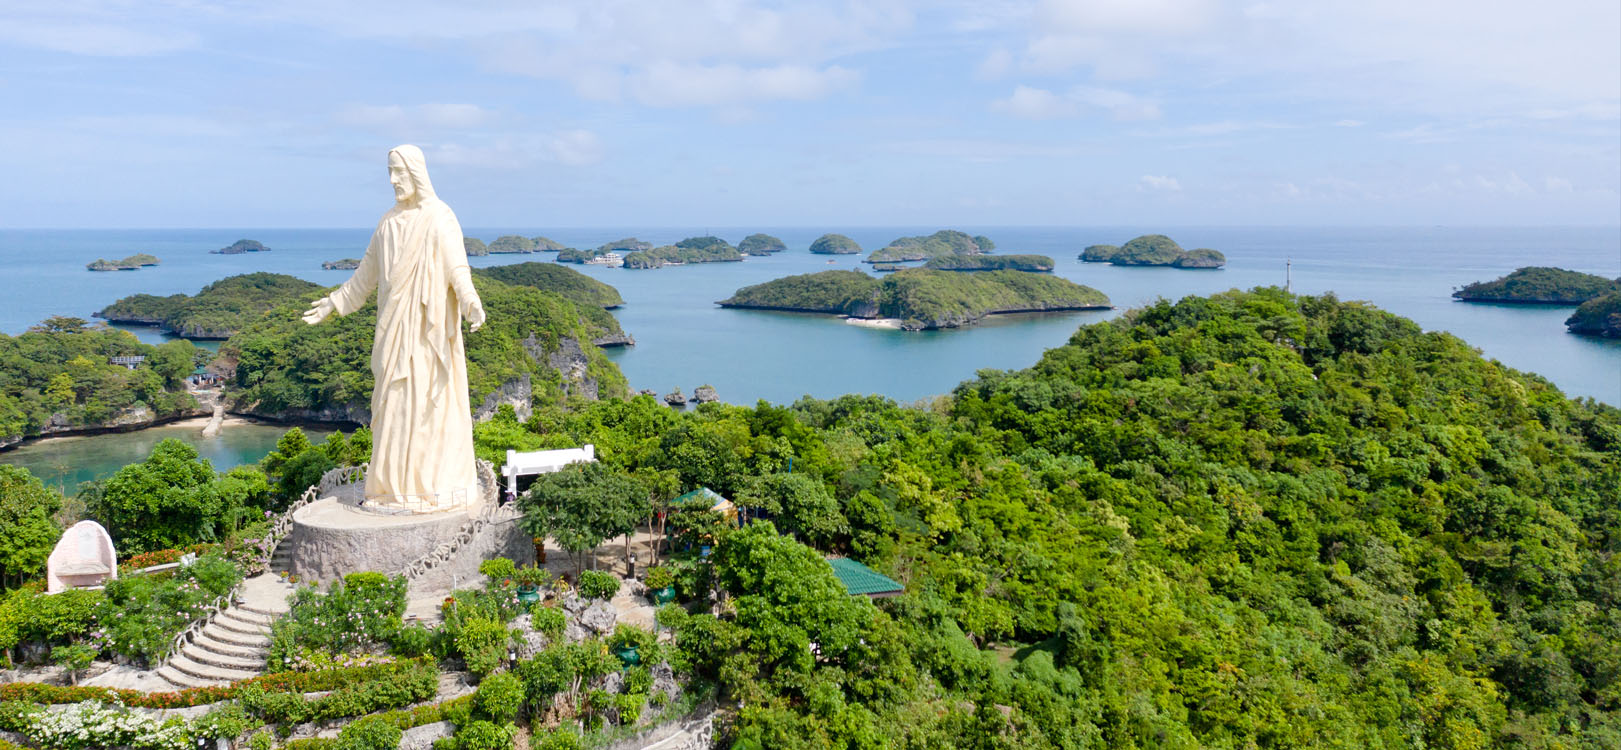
[0, 414, 317, 454]
[843, 317, 903, 329]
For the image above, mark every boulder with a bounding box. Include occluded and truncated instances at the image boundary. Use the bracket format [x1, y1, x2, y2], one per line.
[399, 721, 456, 750]
[692, 385, 718, 404]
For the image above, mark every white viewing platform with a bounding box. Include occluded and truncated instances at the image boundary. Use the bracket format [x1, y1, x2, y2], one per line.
[502, 445, 596, 495]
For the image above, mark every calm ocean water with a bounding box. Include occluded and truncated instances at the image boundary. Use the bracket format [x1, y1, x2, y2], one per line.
[0, 226, 1616, 412]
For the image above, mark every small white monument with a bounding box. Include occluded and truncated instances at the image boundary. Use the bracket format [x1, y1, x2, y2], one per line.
[503, 445, 596, 496]
[47, 521, 118, 593]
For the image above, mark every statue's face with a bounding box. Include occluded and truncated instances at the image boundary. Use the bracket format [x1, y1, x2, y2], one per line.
[388, 152, 415, 202]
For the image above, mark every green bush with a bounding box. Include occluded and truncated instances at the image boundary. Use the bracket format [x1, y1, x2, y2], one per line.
[478, 558, 517, 582]
[451, 720, 514, 750]
[193, 701, 257, 741]
[238, 658, 438, 724]
[456, 619, 512, 677]
[607, 625, 659, 665]
[531, 728, 581, 750]
[613, 692, 645, 725]
[622, 665, 652, 695]
[266, 572, 407, 670]
[336, 716, 403, 750]
[248, 730, 273, 750]
[576, 571, 620, 601]
[528, 606, 565, 641]
[473, 672, 523, 723]
[0, 587, 100, 655]
[642, 566, 676, 591]
[49, 645, 95, 684]
[390, 622, 435, 658]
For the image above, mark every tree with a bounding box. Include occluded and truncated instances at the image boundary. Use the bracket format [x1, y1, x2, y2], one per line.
[519, 462, 649, 577]
[0, 466, 62, 588]
[736, 473, 847, 549]
[92, 439, 236, 554]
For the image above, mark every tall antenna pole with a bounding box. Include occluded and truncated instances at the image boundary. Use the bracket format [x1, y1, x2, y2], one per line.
[1286, 258, 1292, 293]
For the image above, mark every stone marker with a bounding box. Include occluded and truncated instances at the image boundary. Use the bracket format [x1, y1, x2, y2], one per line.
[47, 520, 118, 593]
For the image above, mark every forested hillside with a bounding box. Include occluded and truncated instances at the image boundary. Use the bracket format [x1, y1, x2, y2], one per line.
[481, 287, 1619, 747]
[96, 272, 322, 338]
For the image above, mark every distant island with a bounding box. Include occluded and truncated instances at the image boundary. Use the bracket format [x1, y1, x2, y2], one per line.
[211, 239, 269, 254]
[738, 233, 787, 255]
[718, 268, 1109, 330]
[95, 272, 321, 339]
[1566, 293, 1621, 338]
[624, 236, 744, 269]
[1080, 235, 1225, 268]
[809, 234, 862, 255]
[556, 248, 605, 264]
[866, 230, 993, 263]
[86, 253, 159, 271]
[1453, 266, 1621, 304]
[464, 237, 488, 256]
[924, 254, 1054, 272]
[600, 237, 654, 253]
[322, 258, 361, 270]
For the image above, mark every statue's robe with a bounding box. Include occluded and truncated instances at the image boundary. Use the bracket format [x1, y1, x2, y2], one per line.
[329, 146, 481, 512]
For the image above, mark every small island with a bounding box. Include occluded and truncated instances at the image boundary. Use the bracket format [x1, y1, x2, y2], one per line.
[556, 248, 605, 264]
[1079, 235, 1226, 268]
[95, 272, 321, 339]
[1453, 267, 1621, 305]
[924, 254, 1054, 272]
[623, 237, 744, 269]
[322, 258, 362, 270]
[1566, 293, 1621, 338]
[866, 230, 993, 263]
[599, 237, 654, 253]
[473, 262, 625, 309]
[738, 233, 787, 255]
[211, 239, 269, 254]
[809, 234, 862, 255]
[718, 268, 1109, 330]
[86, 253, 159, 271]
[464, 237, 489, 256]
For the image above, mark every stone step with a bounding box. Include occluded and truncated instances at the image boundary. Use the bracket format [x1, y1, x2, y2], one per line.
[191, 632, 265, 661]
[167, 652, 260, 685]
[180, 643, 263, 671]
[202, 621, 270, 648]
[219, 608, 273, 628]
[212, 616, 269, 637]
[155, 664, 212, 690]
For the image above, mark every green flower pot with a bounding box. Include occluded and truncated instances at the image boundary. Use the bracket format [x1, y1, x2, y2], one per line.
[652, 586, 676, 605]
[517, 585, 541, 605]
[615, 646, 640, 666]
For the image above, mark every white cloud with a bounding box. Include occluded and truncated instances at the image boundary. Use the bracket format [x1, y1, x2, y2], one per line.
[1334, 119, 1364, 128]
[337, 103, 495, 131]
[627, 63, 859, 108]
[1544, 176, 1573, 193]
[429, 129, 604, 169]
[992, 84, 1160, 120]
[1138, 175, 1181, 191]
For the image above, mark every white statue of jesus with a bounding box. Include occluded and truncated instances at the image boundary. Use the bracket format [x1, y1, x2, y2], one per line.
[302, 145, 486, 513]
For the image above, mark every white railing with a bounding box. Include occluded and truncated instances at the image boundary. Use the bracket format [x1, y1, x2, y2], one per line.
[156, 580, 242, 672]
[260, 463, 368, 571]
[396, 460, 510, 581]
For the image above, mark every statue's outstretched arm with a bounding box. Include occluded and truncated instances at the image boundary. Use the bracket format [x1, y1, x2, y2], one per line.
[305, 235, 381, 325]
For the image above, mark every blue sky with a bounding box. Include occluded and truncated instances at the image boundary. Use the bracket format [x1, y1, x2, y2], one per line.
[1, 0, 1617, 228]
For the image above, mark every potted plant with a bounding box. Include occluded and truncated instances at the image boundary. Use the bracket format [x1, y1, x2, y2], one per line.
[513, 566, 551, 605]
[609, 624, 656, 667]
[644, 566, 677, 605]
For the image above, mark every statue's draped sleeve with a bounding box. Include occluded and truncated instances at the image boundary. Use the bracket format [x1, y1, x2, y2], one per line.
[330, 227, 383, 316]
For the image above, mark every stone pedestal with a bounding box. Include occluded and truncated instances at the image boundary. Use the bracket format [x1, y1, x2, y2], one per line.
[286, 500, 473, 584]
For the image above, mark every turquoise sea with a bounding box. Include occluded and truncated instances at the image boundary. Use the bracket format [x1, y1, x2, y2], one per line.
[0, 226, 1617, 485]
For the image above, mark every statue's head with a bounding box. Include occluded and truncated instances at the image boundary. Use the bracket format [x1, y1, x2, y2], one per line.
[386, 145, 436, 204]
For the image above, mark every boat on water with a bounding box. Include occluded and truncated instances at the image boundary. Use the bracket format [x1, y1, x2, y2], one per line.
[585, 252, 624, 268]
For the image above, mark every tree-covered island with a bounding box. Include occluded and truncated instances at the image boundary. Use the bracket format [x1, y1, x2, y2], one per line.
[809, 233, 862, 254]
[718, 268, 1109, 329]
[924, 253, 1055, 272]
[210, 239, 269, 254]
[1566, 292, 1621, 337]
[1080, 234, 1227, 268]
[471, 262, 633, 346]
[321, 258, 361, 270]
[1453, 266, 1621, 304]
[738, 233, 787, 255]
[463, 237, 488, 256]
[865, 230, 994, 263]
[85, 253, 159, 271]
[95, 272, 321, 339]
[623, 237, 745, 269]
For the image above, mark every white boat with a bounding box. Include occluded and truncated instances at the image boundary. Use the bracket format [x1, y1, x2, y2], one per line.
[586, 252, 624, 267]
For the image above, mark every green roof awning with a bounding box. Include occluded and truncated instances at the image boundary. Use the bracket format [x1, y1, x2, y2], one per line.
[672, 487, 727, 507]
[826, 557, 904, 598]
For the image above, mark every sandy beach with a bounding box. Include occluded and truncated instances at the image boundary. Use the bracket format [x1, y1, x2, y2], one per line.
[842, 317, 903, 329]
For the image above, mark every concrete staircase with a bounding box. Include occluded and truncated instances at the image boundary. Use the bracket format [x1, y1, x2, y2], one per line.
[155, 573, 295, 689]
[269, 544, 295, 576]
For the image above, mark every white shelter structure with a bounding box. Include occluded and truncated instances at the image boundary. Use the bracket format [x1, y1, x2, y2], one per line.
[47, 521, 118, 593]
[503, 444, 596, 496]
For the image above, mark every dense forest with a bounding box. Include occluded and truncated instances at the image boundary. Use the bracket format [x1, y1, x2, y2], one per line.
[96, 272, 322, 339]
[1567, 292, 1621, 337]
[738, 233, 787, 255]
[219, 275, 627, 420]
[811, 234, 863, 255]
[1454, 267, 1621, 304]
[924, 254, 1055, 272]
[478, 287, 1621, 747]
[866, 230, 995, 263]
[471, 262, 629, 344]
[0, 319, 203, 445]
[1081, 235, 1226, 268]
[719, 268, 1109, 329]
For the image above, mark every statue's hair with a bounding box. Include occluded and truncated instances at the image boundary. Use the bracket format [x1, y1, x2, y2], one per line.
[389, 144, 437, 201]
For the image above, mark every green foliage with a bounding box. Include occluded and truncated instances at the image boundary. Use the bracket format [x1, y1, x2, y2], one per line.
[622, 240, 743, 269]
[530, 728, 581, 750]
[99, 272, 321, 338]
[0, 466, 61, 587]
[464, 237, 488, 256]
[488, 235, 539, 253]
[91, 439, 264, 554]
[643, 565, 676, 591]
[1173, 247, 1226, 268]
[473, 671, 524, 723]
[529, 605, 565, 641]
[808, 234, 861, 255]
[576, 571, 620, 601]
[738, 233, 787, 255]
[49, 644, 95, 684]
[1082, 234, 1226, 268]
[518, 462, 648, 572]
[721, 268, 1109, 329]
[479, 557, 518, 582]
[192, 701, 257, 742]
[736, 472, 847, 547]
[1455, 266, 1621, 304]
[449, 720, 514, 750]
[607, 625, 660, 665]
[265, 572, 408, 671]
[96, 553, 243, 663]
[472, 261, 625, 308]
[1567, 291, 1621, 337]
[0, 317, 198, 444]
[555, 248, 604, 263]
[923, 254, 1055, 272]
[596, 238, 652, 253]
[456, 618, 513, 677]
[0, 586, 100, 655]
[223, 275, 627, 418]
[865, 230, 989, 263]
[335, 716, 403, 750]
[260, 427, 371, 506]
[237, 658, 438, 724]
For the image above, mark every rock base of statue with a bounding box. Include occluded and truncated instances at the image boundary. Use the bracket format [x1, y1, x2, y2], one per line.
[282, 463, 534, 587]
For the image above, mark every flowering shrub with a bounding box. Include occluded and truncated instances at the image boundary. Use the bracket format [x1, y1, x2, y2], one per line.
[94, 553, 243, 663]
[576, 571, 620, 601]
[0, 657, 430, 708]
[266, 572, 407, 671]
[22, 700, 192, 750]
[118, 544, 218, 573]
